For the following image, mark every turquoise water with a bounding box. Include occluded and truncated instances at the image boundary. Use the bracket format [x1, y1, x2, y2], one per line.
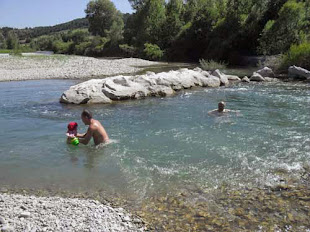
[0, 80, 310, 201]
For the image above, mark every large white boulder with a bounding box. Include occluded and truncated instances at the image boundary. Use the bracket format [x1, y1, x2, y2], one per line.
[288, 66, 310, 80]
[59, 68, 225, 104]
[60, 79, 112, 104]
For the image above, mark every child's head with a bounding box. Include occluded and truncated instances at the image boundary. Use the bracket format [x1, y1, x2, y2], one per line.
[67, 122, 78, 136]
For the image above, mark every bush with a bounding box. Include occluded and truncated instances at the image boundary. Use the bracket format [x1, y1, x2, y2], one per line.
[119, 44, 137, 57]
[143, 43, 164, 60]
[52, 41, 74, 54]
[199, 59, 227, 71]
[281, 42, 310, 70]
[74, 41, 92, 55]
[84, 36, 109, 56]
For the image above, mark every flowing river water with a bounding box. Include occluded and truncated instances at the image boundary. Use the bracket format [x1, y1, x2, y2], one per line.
[0, 74, 310, 230]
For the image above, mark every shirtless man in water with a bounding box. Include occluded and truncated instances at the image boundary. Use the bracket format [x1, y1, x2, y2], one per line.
[208, 101, 232, 116]
[77, 109, 109, 145]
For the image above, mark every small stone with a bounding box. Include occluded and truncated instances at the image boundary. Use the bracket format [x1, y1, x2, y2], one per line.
[122, 216, 131, 222]
[1, 225, 14, 232]
[19, 211, 31, 218]
[20, 205, 27, 210]
[0, 217, 6, 225]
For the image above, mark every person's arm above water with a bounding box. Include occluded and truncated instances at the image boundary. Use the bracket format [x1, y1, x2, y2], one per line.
[76, 133, 86, 138]
[78, 126, 94, 145]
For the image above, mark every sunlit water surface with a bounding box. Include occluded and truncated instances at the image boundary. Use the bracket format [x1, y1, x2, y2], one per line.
[0, 79, 309, 202]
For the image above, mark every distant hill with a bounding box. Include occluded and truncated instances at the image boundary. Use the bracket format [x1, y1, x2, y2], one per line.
[1, 18, 89, 40]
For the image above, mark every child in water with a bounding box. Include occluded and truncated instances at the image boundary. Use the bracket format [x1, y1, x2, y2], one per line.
[66, 122, 79, 145]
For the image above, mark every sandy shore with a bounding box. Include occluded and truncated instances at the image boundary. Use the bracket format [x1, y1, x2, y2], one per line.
[0, 193, 145, 232]
[0, 55, 160, 82]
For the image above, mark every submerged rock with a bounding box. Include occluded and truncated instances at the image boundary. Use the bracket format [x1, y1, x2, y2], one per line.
[60, 68, 222, 104]
[288, 66, 310, 80]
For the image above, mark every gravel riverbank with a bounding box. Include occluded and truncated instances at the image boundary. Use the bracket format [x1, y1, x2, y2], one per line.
[0, 193, 145, 232]
[0, 55, 160, 82]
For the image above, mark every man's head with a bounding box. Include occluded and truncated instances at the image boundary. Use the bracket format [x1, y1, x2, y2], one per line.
[81, 109, 92, 125]
[218, 101, 225, 112]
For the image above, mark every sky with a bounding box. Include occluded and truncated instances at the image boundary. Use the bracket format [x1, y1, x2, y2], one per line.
[0, 0, 133, 28]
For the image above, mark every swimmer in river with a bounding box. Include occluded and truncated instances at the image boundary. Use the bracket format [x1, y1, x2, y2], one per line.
[208, 101, 234, 116]
[76, 109, 109, 146]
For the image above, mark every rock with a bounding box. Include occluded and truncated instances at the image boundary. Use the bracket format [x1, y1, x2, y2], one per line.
[60, 79, 112, 104]
[264, 77, 279, 82]
[250, 72, 265, 82]
[226, 75, 241, 81]
[201, 76, 221, 88]
[256, 67, 275, 78]
[60, 68, 224, 104]
[288, 66, 310, 80]
[212, 69, 229, 86]
[0, 217, 6, 225]
[19, 211, 31, 218]
[122, 216, 131, 222]
[242, 76, 250, 83]
[1, 225, 14, 232]
[102, 76, 149, 100]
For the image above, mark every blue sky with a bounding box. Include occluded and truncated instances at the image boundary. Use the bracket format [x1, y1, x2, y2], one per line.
[0, 0, 133, 28]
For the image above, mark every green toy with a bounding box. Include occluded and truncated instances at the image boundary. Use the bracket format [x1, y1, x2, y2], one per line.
[71, 137, 79, 146]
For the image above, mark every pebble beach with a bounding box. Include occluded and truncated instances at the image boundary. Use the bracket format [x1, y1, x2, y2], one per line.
[0, 55, 160, 82]
[0, 193, 145, 232]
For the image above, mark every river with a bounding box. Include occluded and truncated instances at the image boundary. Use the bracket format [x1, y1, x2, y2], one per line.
[0, 77, 309, 205]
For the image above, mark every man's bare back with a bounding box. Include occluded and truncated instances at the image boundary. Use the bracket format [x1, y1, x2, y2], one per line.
[88, 119, 109, 145]
[77, 110, 109, 146]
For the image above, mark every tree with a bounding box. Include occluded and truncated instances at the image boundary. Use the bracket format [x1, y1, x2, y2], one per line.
[137, 0, 166, 45]
[258, 0, 306, 55]
[105, 11, 124, 45]
[6, 31, 19, 49]
[85, 0, 121, 37]
[0, 32, 6, 49]
[162, 0, 184, 47]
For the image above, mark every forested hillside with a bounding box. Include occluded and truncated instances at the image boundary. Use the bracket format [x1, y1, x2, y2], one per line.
[1, 0, 309, 68]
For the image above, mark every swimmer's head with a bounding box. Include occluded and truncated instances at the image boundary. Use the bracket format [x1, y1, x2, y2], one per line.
[218, 101, 225, 112]
[81, 109, 92, 125]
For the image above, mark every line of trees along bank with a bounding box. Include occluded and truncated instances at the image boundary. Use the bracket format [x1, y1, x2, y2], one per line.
[0, 0, 309, 68]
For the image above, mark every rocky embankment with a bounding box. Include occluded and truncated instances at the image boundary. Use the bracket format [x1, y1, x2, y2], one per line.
[0, 193, 145, 232]
[60, 67, 279, 104]
[0, 55, 159, 82]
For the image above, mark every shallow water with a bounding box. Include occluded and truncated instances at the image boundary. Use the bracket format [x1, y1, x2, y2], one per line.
[0, 79, 309, 202]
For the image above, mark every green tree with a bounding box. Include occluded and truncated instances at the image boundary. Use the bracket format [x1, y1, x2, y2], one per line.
[259, 0, 306, 55]
[162, 0, 184, 47]
[138, 0, 166, 45]
[85, 0, 122, 37]
[6, 31, 19, 49]
[67, 29, 90, 44]
[0, 32, 6, 49]
[105, 12, 124, 45]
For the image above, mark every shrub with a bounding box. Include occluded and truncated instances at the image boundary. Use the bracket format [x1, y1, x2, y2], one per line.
[199, 59, 227, 71]
[74, 41, 92, 55]
[119, 44, 137, 57]
[281, 42, 310, 70]
[52, 41, 74, 54]
[143, 43, 164, 60]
